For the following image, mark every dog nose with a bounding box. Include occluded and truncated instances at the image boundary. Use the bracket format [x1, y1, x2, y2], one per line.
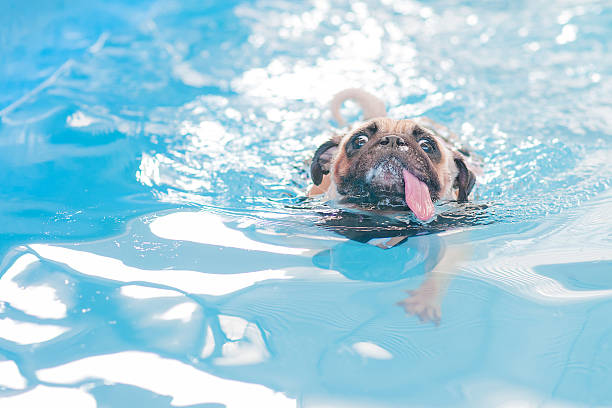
[379, 135, 405, 148]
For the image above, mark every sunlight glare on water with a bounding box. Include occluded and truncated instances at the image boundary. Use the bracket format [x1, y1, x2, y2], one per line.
[1, 0, 612, 407]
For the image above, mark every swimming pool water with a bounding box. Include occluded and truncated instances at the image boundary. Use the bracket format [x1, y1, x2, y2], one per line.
[1, 0, 612, 406]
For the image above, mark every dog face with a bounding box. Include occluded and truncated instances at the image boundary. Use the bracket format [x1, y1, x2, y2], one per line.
[310, 118, 476, 220]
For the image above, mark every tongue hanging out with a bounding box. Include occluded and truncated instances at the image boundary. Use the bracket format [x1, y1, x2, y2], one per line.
[402, 169, 435, 221]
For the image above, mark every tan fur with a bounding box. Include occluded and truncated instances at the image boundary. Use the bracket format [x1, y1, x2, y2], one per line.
[330, 89, 386, 127]
[311, 117, 460, 201]
[309, 89, 480, 207]
[309, 89, 480, 324]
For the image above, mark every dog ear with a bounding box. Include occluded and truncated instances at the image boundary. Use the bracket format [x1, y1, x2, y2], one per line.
[310, 139, 339, 185]
[453, 154, 476, 202]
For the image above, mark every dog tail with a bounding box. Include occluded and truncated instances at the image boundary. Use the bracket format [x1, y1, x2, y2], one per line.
[330, 88, 387, 127]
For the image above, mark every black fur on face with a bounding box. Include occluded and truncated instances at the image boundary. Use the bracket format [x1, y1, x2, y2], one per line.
[336, 123, 442, 208]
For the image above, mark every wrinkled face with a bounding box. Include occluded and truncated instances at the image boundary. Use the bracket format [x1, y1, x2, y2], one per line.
[333, 118, 445, 208]
[309, 118, 476, 220]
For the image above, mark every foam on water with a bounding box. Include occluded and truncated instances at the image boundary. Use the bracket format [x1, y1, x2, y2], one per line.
[1, 0, 612, 407]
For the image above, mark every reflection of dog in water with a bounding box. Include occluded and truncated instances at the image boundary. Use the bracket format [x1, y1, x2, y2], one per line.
[313, 222, 444, 281]
[308, 89, 483, 323]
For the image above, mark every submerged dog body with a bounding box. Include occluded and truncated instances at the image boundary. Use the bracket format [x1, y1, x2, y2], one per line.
[309, 90, 478, 221]
[308, 89, 481, 323]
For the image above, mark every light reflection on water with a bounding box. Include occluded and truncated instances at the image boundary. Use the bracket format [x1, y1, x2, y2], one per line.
[1, 0, 612, 407]
[2, 197, 612, 406]
[133, 0, 612, 222]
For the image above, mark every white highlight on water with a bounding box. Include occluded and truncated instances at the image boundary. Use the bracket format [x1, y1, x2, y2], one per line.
[29, 243, 292, 297]
[0, 360, 27, 390]
[0, 254, 67, 319]
[352, 342, 393, 360]
[150, 212, 310, 255]
[0, 385, 96, 408]
[36, 351, 293, 407]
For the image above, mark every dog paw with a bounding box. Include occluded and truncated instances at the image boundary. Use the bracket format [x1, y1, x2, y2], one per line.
[396, 287, 441, 325]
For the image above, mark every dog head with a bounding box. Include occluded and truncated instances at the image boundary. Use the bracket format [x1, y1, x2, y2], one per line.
[310, 118, 476, 220]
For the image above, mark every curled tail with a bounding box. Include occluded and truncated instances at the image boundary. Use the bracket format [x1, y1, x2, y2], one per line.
[330, 88, 387, 127]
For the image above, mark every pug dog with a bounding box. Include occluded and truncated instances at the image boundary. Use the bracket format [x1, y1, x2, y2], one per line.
[309, 89, 478, 218]
[308, 89, 481, 323]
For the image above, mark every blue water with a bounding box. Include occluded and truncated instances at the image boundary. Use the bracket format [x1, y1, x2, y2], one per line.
[1, 0, 612, 406]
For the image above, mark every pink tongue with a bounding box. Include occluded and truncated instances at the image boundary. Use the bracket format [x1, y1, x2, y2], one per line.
[402, 169, 435, 221]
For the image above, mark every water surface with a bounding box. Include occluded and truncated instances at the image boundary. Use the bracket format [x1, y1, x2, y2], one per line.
[1, 0, 612, 407]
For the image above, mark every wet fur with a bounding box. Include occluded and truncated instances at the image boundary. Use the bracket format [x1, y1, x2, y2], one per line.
[309, 89, 480, 324]
[309, 90, 476, 210]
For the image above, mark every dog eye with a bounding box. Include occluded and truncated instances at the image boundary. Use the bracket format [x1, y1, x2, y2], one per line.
[418, 139, 435, 153]
[352, 134, 369, 149]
